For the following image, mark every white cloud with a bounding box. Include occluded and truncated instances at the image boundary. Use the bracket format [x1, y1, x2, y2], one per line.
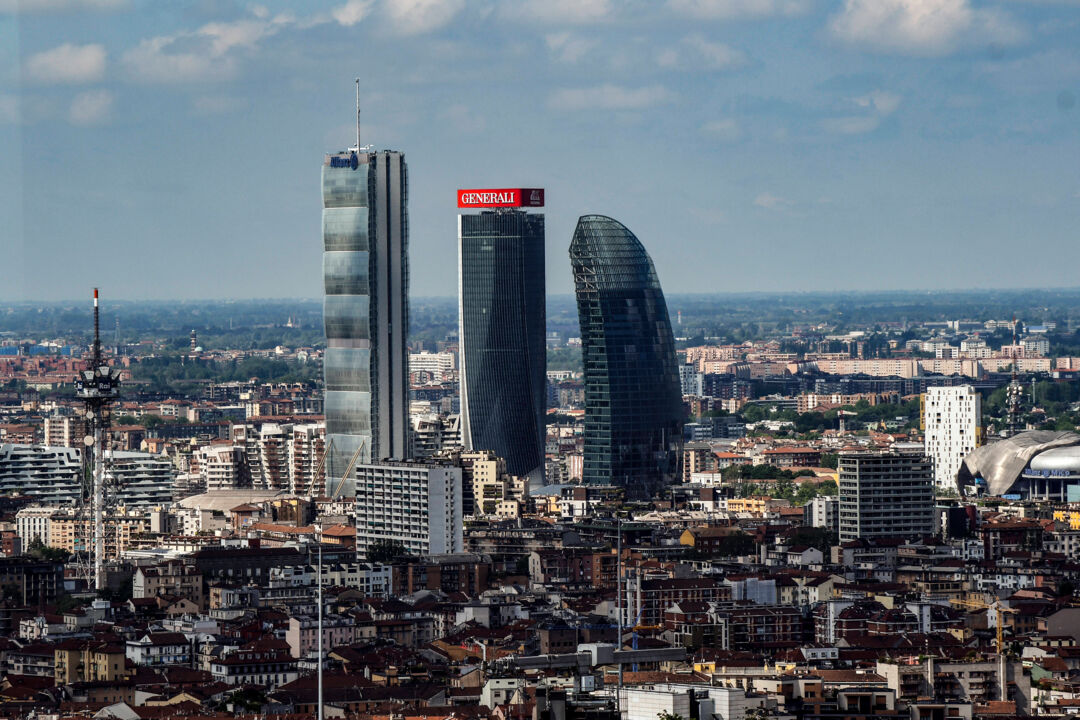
[507, 0, 613, 24]
[668, 0, 810, 20]
[24, 43, 106, 84]
[121, 13, 293, 84]
[829, 0, 1025, 56]
[657, 48, 679, 68]
[69, 89, 112, 125]
[546, 32, 595, 63]
[701, 118, 742, 140]
[548, 84, 673, 111]
[657, 35, 746, 71]
[0, 0, 126, 12]
[754, 191, 790, 209]
[122, 36, 236, 83]
[383, 0, 464, 34]
[332, 0, 374, 25]
[822, 89, 901, 135]
[821, 115, 882, 134]
[854, 89, 901, 115]
[683, 34, 746, 69]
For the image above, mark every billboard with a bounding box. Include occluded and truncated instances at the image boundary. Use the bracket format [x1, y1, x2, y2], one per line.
[457, 188, 544, 208]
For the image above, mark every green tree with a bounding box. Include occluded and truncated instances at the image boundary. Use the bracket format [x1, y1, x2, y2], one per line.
[366, 539, 410, 564]
[820, 453, 839, 469]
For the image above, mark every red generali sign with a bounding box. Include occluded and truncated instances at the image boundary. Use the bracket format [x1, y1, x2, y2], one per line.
[457, 188, 545, 208]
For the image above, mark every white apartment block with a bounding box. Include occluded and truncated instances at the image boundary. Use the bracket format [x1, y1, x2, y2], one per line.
[198, 444, 250, 490]
[16, 507, 56, 546]
[923, 385, 982, 491]
[408, 351, 456, 376]
[353, 460, 463, 558]
[1022, 337, 1050, 357]
[43, 416, 82, 448]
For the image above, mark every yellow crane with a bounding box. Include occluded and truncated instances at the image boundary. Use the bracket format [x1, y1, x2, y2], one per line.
[949, 596, 1018, 655]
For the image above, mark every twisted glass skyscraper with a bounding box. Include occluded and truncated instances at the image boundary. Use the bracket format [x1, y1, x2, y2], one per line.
[458, 210, 546, 486]
[570, 215, 682, 500]
[322, 149, 409, 496]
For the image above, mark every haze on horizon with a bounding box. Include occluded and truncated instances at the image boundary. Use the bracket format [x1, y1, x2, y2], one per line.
[2, 0, 1079, 303]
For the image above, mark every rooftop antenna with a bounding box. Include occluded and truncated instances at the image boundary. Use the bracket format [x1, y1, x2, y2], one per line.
[355, 78, 361, 153]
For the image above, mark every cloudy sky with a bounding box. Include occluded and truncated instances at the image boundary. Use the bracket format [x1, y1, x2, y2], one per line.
[2, 0, 1079, 301]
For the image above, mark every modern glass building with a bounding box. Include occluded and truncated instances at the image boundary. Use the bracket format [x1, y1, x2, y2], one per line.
[569, 215, 683, 500]
[458, 210, 546, 486]
[322, 149, 410, 496]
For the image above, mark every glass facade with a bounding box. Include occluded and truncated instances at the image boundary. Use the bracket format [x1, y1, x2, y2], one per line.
[458, 210, 546, 485]
[570, 215, 683, 500]
[322, 150, 409, 497]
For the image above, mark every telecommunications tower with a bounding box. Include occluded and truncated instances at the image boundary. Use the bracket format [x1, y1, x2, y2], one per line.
[73, 289, 120, 591]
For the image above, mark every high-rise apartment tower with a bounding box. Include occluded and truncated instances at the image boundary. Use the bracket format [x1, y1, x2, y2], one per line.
[838, 451, 935, 542]
[322, 148, 410, 496]
[922, 385, 982, 492]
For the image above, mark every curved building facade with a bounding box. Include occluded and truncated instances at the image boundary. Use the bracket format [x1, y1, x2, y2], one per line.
[570, 215, 682, 499]
[322, 150, 410, 496]
[458, 210, 546, 485]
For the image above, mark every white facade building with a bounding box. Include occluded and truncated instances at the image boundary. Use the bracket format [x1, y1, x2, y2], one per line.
[353, 460, 463, 558]
[805, 495, 839, 531]
[923, 385, 982, 491]
[408, 351, 456, 377]
[16, 507, 57, 546]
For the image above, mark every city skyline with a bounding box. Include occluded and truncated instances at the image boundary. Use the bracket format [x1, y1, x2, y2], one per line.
[4, 1, 1080, 301]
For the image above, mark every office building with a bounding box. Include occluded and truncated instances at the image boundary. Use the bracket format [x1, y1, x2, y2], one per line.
[458, 201, 546, 485]
[569, 215, 683, 499]
[922, 385, 982, 491]
[838, 452, 935, 542]
[323, 148, 409, 497]
[353, 460, 463, 558]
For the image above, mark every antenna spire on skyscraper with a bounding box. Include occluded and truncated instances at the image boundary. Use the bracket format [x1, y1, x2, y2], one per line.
[355, 78, 361, 153]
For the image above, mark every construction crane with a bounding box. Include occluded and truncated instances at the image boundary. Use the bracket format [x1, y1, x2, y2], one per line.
[949, 596, 1018, 656]
[306, 437, 333, 496]
[330, 440, 366, 498]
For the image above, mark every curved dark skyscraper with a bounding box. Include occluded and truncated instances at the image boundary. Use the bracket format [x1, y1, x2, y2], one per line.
[458, 208, 546, 486]
[570, 215, 682, 500]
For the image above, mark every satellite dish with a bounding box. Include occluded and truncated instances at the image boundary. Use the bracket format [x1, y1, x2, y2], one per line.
[83, 435, 95, 447]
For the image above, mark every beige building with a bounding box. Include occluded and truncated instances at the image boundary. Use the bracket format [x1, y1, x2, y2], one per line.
[54, 639, 129, 685]
[49, 512, 149, 559]
[133, 559, 205, 610]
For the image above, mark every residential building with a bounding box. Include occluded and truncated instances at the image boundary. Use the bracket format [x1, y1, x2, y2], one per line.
[838, 452, 935, 542]
[125, 632, 192, 667]
[54, 639, 129, 685]
[353, 460, 463, 558]
[132, 559, 205, 609]
[570, 215, 683, 499]
[0, 443, 81, 504]
[285, 614, 356, 658]
[922, 385, 982, 491]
